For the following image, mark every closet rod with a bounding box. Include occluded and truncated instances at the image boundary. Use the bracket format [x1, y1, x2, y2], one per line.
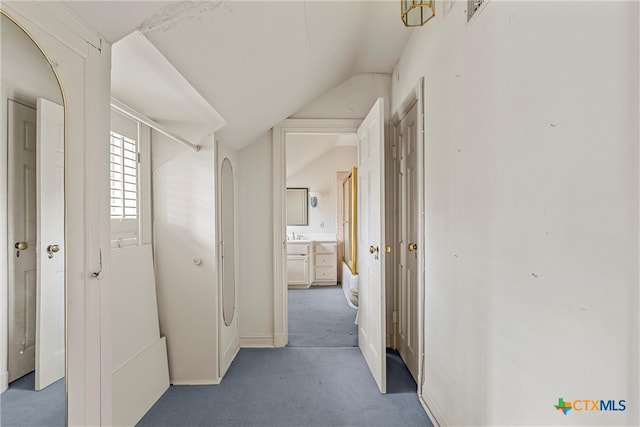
[111, 98, 201, 152]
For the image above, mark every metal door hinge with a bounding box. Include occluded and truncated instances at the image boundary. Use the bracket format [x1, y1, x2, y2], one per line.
[392, 310, 397, 324]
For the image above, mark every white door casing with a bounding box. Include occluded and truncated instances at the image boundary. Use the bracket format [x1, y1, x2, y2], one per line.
[357, 98, 386, 394]
[397, 101, 419, 382]
[7, 100, 37, 383]
[35, 98, 65, 390]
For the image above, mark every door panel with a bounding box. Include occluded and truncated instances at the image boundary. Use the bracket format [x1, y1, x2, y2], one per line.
[8, 100, 38, 382]
[397, 101, 419, 382]
[35, 98, 65, 390]
[357, 98, 386, 394]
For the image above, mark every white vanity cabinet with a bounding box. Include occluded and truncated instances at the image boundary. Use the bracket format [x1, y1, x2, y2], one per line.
[287, 242, 310, 288]
[313, 242, 337, 285]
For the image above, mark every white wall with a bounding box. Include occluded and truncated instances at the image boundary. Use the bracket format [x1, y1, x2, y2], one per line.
[393, 2, 639, 425]
[293, 73, 391, 121]
[236, 132, 275, 346]
[152, 130, 219, 383]
[236, 74, 390, 345]
[286, 146, 357, 235]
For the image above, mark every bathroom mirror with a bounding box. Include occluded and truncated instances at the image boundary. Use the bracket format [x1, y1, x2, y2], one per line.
[343, 167, 357, 274]
[286, 187, 308, 226]
[2, 11, 66, 424]
[221, 158, 236, 326]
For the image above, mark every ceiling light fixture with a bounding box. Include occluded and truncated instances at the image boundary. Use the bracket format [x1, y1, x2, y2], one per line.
[401, 0, 435, 27]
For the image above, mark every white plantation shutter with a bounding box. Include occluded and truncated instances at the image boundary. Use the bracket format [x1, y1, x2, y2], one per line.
[110, 108, 150, 248]
[110, 131, 138, 219]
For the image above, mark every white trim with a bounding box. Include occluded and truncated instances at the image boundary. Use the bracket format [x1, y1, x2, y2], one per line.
[419, 393, 443, 427]
[0, 370, 7, 393]
[138, 125, 152, 246]
[1, 2, 99, 58]
[171, 379, 221, 386]
[110, 98, 201, 152]
[272, 119, 362, 348]
[239, 336, 275, 348]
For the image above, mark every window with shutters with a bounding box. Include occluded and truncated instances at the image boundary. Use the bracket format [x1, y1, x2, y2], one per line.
[110, 131, 138, 219]
[110, 108, 151, 248]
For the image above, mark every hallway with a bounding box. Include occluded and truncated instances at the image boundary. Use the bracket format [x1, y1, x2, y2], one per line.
[139, 286, 431, 426]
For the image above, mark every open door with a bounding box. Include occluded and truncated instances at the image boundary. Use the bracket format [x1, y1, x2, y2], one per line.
[357, 98, 386, 394]
[35, 98, 65, 390]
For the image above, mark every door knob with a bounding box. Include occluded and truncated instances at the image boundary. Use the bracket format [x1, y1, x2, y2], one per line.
[15, 242, 28, 251]
[407, 242, 417, 252]
[369, 245, 379, 254]
[47, 244, 60, 259]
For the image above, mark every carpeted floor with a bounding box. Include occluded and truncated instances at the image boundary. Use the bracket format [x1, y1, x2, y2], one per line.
[1, 286, 432, 427]
[139, 285, 432, 427]
[138, 347, 432, 427]
[0, 373, 65, 427]
[288, 286, 358, 347]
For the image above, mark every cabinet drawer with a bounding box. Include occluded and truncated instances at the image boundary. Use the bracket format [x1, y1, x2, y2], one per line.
[314, 267, 337, 281]
[315, 254, 335, 267]
[314, 243, 336, 254]
[287, 243, 309, 255]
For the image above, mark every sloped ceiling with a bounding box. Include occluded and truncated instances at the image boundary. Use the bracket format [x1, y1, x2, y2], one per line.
[286, 134, 357, 179]
[65, 1, 413, 150]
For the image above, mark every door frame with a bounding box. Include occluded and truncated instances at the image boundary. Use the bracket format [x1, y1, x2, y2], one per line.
[272, 119, 361, 347]
[389, 78, 427, 402]
[0, 5, 112, 425]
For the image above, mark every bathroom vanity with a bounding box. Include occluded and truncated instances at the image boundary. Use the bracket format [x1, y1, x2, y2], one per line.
[287, 240, 337, 288]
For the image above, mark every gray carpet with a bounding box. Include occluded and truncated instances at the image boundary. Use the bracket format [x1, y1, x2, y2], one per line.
[288, 286, 358, 347]
[138, 347, 432, 427]
[0, 372, 65, 426]
[139, 285, 431, 427]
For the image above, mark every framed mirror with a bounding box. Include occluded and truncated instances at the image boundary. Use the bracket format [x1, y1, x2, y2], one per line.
[343, 167, 357, 274]
[221, 158, 236, 326]
[286, 187, 308, 226]
[2, 10, 66, 424]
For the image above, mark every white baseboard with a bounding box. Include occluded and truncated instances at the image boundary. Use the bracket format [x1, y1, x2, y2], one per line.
[0, 370, 8, 394]
[420, 389, 447, 427]
[171, 379, 221, 385]
[240, 335, 275, 348]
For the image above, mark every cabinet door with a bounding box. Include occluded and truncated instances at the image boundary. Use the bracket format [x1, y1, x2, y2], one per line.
[287, 255, 309, 285]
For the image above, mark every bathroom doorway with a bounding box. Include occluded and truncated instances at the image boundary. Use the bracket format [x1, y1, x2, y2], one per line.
[284, 133, 359, 347]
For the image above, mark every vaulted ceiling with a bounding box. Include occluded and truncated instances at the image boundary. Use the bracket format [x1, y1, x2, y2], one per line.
[66, 1, 413, 150]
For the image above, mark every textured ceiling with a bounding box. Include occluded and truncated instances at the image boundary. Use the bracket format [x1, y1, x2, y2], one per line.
[65, 1, 413, 150]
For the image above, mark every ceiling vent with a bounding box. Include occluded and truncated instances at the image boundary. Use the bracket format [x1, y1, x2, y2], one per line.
[467, 0, 486, 22]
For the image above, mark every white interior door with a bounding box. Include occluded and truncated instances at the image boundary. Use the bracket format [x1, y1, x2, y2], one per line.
[7, 100, 38, 383]
[357, 98, 386, 394]
[398, 101, 419, 382]
[35, 98, 65, 390]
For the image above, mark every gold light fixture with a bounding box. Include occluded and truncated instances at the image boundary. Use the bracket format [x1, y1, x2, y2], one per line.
[401, 0, 435, 27]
